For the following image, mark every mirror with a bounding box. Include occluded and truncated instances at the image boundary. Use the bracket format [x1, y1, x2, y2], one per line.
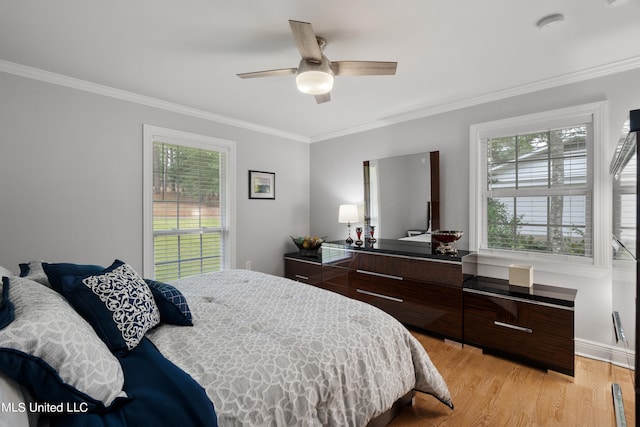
[363, 151, 439, 241]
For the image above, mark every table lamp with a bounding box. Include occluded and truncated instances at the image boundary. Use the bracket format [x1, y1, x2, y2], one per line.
[338, 204, 359, 245]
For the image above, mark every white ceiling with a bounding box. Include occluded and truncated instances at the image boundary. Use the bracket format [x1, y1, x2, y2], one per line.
[1, 1, 640, 142]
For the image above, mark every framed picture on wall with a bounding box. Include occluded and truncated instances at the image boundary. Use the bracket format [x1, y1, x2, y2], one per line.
[248, 170, 275, 199]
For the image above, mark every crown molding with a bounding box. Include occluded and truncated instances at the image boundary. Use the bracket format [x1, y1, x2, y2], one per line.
[0, 59, 309, 143]
[3, 55, 639, 145]
[310, 55, 640, 143]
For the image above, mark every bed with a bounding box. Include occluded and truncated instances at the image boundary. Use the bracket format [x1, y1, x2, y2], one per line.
[0, 261, 453, 426]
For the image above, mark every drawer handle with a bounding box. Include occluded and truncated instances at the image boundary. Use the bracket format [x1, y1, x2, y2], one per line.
[357, 289, 403, 303]
[356, 269, 404, 281]
[494, 321, 532, 334]
[294, 274, 309, 280]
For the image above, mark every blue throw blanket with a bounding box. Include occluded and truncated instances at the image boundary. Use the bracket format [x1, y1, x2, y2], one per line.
[49, 338, 217, 427]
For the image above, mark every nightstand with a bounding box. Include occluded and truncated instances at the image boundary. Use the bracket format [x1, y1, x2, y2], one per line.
[463, 276, 577, 376]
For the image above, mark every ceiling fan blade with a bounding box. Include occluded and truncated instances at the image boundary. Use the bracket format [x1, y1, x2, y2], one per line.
[314, 93, 331, 104]
[331, 61, 397, 76]
[237, 68, 297, 79]
[289, 20, 323, 62]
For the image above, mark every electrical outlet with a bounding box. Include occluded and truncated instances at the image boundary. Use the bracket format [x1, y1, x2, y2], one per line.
[245, 260, 251, 270]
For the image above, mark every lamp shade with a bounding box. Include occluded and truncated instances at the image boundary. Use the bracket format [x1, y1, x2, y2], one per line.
[338, 204, 359, 224]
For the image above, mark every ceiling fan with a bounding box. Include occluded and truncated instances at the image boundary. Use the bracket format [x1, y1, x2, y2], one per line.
[237, 20, 397, 104]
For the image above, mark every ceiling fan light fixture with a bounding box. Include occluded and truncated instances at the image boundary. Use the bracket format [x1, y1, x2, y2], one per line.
[238, 20, 397, 103]
[296, 71, 334, 95]
[296, 57, 334, 95]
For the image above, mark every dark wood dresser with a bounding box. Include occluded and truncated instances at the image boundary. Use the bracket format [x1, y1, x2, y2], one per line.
[463, 276, 577, 376]
[285, 244, 577, 376]
[286, 239, 474, 341]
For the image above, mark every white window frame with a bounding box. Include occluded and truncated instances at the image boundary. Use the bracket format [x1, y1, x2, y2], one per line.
[469, 102, 610, 272]
[142, 124, 237, 278]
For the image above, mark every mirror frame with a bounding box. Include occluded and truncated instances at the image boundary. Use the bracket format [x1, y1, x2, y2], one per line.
[363, 150, 440, 238]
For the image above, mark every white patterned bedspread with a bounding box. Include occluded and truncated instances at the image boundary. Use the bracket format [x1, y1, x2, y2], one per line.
[146, 269, 452, 426]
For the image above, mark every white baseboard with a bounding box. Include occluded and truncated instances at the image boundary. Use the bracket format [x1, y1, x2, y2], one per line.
[575, 338, 635, 369]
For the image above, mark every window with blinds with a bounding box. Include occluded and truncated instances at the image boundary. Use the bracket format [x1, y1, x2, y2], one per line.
[143, 126, 234, 282]
[480, 122, 593, 258]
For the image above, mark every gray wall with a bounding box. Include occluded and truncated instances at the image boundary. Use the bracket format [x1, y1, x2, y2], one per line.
[0, 72, 310, 277]
[310, 67, 640, 358]
[2, 64, 639, 360]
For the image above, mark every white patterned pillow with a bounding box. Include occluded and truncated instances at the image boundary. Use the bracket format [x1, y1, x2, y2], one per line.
[0, 277, 127, 409]
[61, 260, 160, 353]
[18, 260, 50, 287]
[0, 265, 12, 278]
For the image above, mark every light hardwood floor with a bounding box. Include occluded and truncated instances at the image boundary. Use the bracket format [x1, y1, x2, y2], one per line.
[389, 330, 635, 427]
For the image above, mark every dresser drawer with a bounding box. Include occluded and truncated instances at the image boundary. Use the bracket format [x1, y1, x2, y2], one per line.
[351, 272, 463, 339]
[356, 252, 462, 287]
[284, 258, 322, 285]
[356, 252, 401, 277]
[351, 272, 457, 306]
[464, 291, 574, 340]
[315, 243, 466, 341]
[464, 314, 574, 376]
[398, 258, 463, 287]
[463, 287, 575, 376]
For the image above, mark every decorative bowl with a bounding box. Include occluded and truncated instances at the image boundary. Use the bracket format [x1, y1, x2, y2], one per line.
[290, 236, 325, 257]
[431, 231, 463, 255]
[431, 230, 463, 243]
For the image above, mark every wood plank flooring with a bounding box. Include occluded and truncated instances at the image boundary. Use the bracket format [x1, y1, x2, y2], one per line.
[389, 330, 635, 427]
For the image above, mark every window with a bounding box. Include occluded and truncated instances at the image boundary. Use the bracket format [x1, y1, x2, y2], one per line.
[470, 102, 607, 266]
[143, 125, 236, 281]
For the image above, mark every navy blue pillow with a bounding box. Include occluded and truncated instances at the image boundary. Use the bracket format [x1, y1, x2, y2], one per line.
[42, 262, 105, 293]
[0, 276, 15, 329]
[144, 279, 193, 326]
[60, 260, 160, 354]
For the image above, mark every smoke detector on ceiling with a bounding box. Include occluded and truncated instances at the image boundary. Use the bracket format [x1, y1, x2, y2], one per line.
[607, 0, 628, 6]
